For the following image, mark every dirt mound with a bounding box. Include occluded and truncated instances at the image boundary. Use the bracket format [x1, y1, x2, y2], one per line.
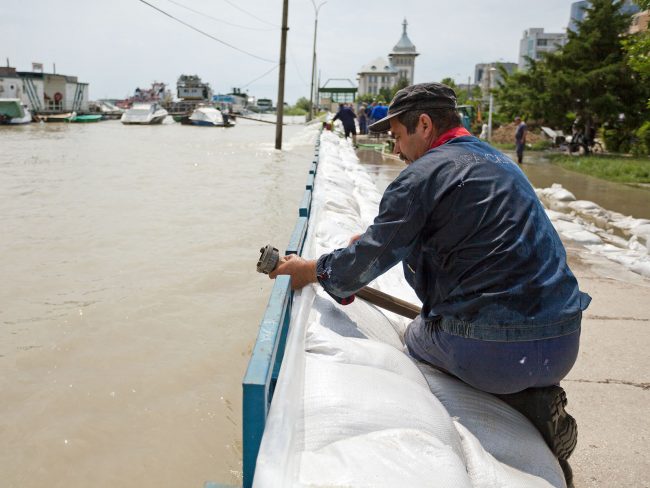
[491, 122, 544, 144]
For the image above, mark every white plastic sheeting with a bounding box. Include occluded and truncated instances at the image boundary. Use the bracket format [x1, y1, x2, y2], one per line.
[254, 131, 564, 487]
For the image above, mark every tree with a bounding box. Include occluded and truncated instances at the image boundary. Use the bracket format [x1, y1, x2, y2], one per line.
[357, 93, 375, 104]
[623, 0, 650, 90]
[494, 60, 570, 127]
[294, 97, 311, 112]
[494, 0, 650, 151]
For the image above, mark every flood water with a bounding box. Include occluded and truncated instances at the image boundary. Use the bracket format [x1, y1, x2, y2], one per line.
[0, 118, 315, 487]
[357, 148, 650, 220]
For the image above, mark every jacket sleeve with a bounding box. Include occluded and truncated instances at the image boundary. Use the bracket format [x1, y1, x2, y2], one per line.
[316, 173, 427, 298]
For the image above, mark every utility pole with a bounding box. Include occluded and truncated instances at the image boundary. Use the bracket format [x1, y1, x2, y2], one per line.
[275, 0, 289, 150]
[307, 0, 327, 122]
[487, 67, 496, 142]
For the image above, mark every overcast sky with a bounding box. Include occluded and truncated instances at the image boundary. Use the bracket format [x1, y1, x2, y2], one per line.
[1, 0, 577, 103]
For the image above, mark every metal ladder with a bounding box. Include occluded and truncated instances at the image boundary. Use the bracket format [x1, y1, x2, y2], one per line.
[72, 84, 85, 112]
[23, 78, 42, 112]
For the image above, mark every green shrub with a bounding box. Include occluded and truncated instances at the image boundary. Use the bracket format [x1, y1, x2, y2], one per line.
[632, 122, 650, 156]
[284, 106, 307, 116]
[603, 128, 632, 153]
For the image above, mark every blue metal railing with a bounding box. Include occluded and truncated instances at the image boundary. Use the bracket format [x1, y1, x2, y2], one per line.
[240, 133, 321, 488]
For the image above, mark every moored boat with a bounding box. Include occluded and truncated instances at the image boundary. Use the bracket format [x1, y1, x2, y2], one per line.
[71, 114, 103, 123]
[0, 99, 32, 124]
[181, 106, 234, 127]
[37, 112, 76, 123]
[120, 102, 168, 125]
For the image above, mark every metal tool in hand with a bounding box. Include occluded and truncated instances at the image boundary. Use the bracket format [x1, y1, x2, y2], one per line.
[257, 244, 280, 274]
[256, 244, 421, 319]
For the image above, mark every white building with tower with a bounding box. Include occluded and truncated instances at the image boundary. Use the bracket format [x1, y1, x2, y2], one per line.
[357, 19, 419, 97]
[388, 19, 419, 85]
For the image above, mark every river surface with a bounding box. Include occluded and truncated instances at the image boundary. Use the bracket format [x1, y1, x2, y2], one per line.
[0, 117, 314, 487]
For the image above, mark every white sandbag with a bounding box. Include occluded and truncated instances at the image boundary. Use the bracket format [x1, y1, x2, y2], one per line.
[302, 356, 465, 460]
[418, 364, 566, 487]
[299, 428, 472, 488]
[454, 422, 559, 488]
[310, 288, 404, 349]
[305, 323, 428, 388]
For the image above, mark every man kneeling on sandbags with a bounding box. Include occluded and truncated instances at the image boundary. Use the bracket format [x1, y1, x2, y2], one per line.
[269, 82, 590, 488]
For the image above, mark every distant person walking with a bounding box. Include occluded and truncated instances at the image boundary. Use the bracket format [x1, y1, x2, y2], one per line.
[358, 104, 368, 135]
[366, 102, 378, 128]
[514, 116, 527, 164]
[332, 103, 357, 145]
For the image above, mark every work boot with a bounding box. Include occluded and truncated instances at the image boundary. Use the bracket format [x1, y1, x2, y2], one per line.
[559, 459, 575, 488]
[496, 385, 578, 461]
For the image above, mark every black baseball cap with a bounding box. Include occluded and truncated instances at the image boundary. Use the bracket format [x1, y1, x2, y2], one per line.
[368, 82, 457, 132]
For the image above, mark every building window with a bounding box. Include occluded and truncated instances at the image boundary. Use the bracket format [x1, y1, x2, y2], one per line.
[537, 38, 548, 46]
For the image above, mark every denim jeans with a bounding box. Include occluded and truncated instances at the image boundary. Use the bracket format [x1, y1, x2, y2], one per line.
[405, 316, 581, 395]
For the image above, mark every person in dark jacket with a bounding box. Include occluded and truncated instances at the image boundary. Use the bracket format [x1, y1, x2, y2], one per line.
[514, 116, 527, 164]
[269, 83, 589, 487]
[332, 103, 357, 145]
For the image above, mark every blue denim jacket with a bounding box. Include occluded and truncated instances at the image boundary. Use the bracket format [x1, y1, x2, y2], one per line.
[316, 135, 591, 341]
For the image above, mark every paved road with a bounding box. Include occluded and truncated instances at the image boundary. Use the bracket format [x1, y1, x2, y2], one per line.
[564, 243, 650, 488]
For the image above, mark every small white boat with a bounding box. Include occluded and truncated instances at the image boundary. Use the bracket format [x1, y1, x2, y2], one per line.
[120, 102, 168, 125]
[183, 106, 234, 127]
[0, 98, 32, 124]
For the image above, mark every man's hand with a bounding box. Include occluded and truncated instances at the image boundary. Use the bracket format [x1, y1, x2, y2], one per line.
[268, 254, 318, 290]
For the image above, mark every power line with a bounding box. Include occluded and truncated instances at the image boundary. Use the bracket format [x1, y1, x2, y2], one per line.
[136, 0, 275, 63]
[288, 46, 310, 89]
[221, 0, 279, 28]
[165, 0, 277, 32]
[242, 64, 279, 88]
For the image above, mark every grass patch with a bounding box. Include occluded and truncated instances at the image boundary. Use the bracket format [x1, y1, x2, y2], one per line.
[492, 142, 515, 150]
[546, 153, 650, 183]
[492, 141, 552, 151]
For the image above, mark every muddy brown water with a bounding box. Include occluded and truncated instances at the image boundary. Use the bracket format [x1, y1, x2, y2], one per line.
[0, 117, 314, 487]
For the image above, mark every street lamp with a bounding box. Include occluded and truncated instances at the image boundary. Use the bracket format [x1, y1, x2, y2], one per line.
[487, 67, 497, 142]
[307, 0, 327, 122]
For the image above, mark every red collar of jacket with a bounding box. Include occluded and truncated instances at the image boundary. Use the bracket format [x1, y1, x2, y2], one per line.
[429, 126, 472, 149]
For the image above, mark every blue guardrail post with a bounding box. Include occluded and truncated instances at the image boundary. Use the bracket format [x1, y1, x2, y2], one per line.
[241, 275, 292, 488]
